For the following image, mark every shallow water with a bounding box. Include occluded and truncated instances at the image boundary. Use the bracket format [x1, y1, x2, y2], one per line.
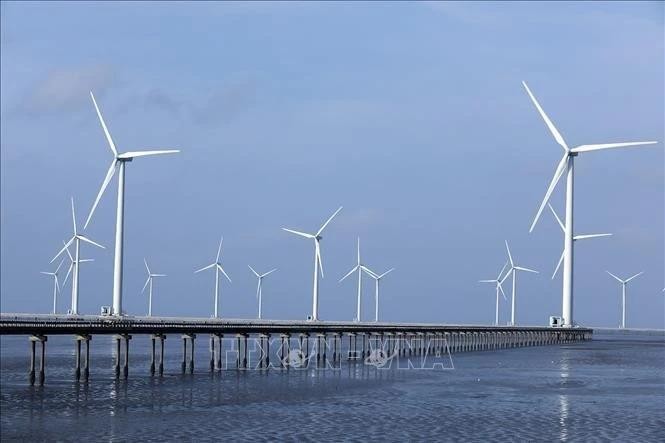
[1, 333, 663, 441]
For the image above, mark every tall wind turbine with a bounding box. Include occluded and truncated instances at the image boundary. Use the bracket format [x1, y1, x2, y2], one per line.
[606, 271, 643, 329]
[51, 198, 105, 315]
[41, 259, 65, 314]
[362, 266, 395, 323]
[548, 203, 612, 279]
[195, 236, 231, 318]
[479, 262, 508, 326]
[523, 81, 657, 327]
[339, 238, 365, 322]
[83, 92, 179, 316]
[61, 240, 95, 289]
[282, 206, 343, 321]
[142, 258, 166, 317]
[248, 266, 277, 319]
[502, 241, 538, 326]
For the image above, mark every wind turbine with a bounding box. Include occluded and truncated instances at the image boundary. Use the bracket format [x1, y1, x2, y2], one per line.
[142, 258, 166, 317]
[282, 206, 342, 321]
[479, 262, 508, 326]
[41, 259, 65, 314]
[195, 236, 231, 318]
[61, 240, 95, 289]
[361, 266, 395, 323]
[523, 81, 657, 328]
[51, 198, 105, 315]
[548, 203, 612, 279]
[502, 241, 538, 326]
[339, 238, 365, 322]
[83, 91, 179, 316]
[248, 266, 277, 319]
[606, 271, 643, 329]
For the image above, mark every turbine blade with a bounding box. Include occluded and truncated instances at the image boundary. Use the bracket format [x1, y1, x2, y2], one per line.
[282, 228, 315, 239]
[117, 150, 180, 159]
[77, 235, 105, 249]
[90, 91, 117, 156]
[570, 141, 657, 154]
[217, 264, 232, 283]
[64, 240, 74, 262]
[529, 153, 568, 233]
[70, 197, 78, 235]
[54, 258, 65, 274]
[339, 265, 358, 283]
[606, 270, 623, 283]
[216, 236, 223, 262]
[515, 266, 538, 274]
[378, 268, 395, 279]
[498, 282, 507, 301]
[548, 203, 565, 232]
[248, 265, 260, 277]
[552, 250, 564, 280]
[40, 271, 53, 276]
[84, 159, 118, 229]
[573, 233, 612, 240]
[356, 237, 361, 265]
[479, 279, 496, 283]
[51, 237, 74, 263]
[522, 81, 568, 150]
[361, 266, 378, 279]
[497, 261, 509, 280]
[141, 276, 151, 294]
[195, 263, 216, 273]
[79, 259, 94, 263]
[144, 258, 151, 275]
[63, 263, 73, 286]
[261, 268, 277, 278]
[151, 273, 166, 277]
[499, 269, 513, 284]
[316, 206, 343, 236]
[504, 240, 514, 267]
[625, 271, 644, 283]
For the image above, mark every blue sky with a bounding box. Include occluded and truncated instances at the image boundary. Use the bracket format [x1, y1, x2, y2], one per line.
[1, 1, 663, 328]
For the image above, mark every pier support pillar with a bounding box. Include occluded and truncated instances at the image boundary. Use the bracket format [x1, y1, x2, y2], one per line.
[209, 335, 215, 372]
[29, 336, 46, 385]
[115, 336, 121, 378]
[150, 336, 156, 376]
[181, 334, 196, 373]
[123, 335, 131, 379]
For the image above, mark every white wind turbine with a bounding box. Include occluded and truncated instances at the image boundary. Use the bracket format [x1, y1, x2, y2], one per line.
[51, 198, 105, 315]
[282, 206, 343, 321]
[548, 203, 612, 279]
[479, 262, 508, 326]
[523, 81, 657, 328]
[361, 266, 395, 323]
[83, 91, 179, 316]
[339, 238, 365, 322]
[142, 259, 166, 317]
[606, 271, 643, 329]
[61, 240, 95, 289]
[41, 259, 65, 315]
[195, 236, 231, 318]
[248, 266, 277, 319]
[502, 241, 538, 326]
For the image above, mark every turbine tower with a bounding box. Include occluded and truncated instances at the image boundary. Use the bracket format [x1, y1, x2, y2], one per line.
[502, 241, 538, 326]
[606, 271, 643, 329]
[248, 266, 277, 319]
[362, 266, 395, 323]
[84, 92, 179, 316]
[195, 236, 231, 318]
[339, 237, 365, 322]
[479, 262, 508, 326]
[41, 259, 65, 314]
[282, 206, 342, 321]
[51, 198, 104, 315]
[548, 203, 612, 279]
[142, 258, 166, 317]
[523, 81, 657, 327]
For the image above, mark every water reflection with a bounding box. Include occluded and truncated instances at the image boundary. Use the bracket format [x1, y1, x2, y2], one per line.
[558, 352, 570, 442]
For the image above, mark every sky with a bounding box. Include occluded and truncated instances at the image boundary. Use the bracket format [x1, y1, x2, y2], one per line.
[1, 1, 663, 328]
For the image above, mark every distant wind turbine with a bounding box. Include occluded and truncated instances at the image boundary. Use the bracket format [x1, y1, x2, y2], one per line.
[83, 91, 179, 316]
[282, 206, 343, 321]
[606, 271, 643, 329]
[142, 258, 166, 317]
[51, 198, 104, 315]
[248, 266, 277, 319]
[479, 262, 508, 326]
[548, 203, 612, 279]
[362, 266, 395, 323]
[523, 81, 657, 328]
[502, 241, 538, 326]
[339, 238, 365, 322]
[41, 259, 65, 314]
[195, 236, 231, 318]
[61, 240, 95, 289]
